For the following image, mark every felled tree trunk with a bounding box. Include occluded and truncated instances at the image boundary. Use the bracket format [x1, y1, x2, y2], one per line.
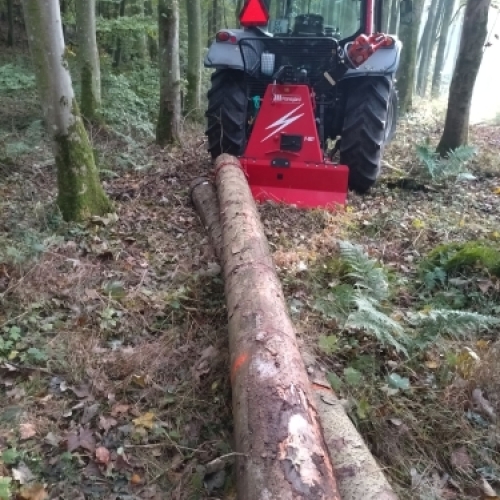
[198, 155, 341, 499]
[190, 155, 399, 500]
[21, 0, 112, 222]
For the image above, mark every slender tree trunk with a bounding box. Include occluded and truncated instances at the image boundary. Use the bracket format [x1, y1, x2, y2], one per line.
[397, 0, 425, 113]
[388, 0, 399, 34]
[416, 0, 442, 96]
[75, 0, 101, 120]
[7, 0, 14, 46]
[144, 0, 157, 61]
[113, 0, 126, 68]
[129, 0, 147, 63]
[235, 0, 243, 26]
[185, 0, 202, 119]
[431, 0, 456, 97]
[437, 0, 491, 155]
[207, 0, 219, 47]
[21, 0, 112, 221]
[156, 0, 181, 145]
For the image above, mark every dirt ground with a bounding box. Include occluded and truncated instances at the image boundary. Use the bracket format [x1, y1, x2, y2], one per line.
[1, 77, 500, 500]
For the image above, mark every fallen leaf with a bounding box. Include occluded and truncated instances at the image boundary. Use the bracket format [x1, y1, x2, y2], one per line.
[451, 446, 473, 472]
[99, 416, 118, 432]
[44, 432, 61, 447]
[111, 403, 130, 417]
[130, 473, 142, 485]
[66, 427, 96, 453]
[81, 403, 100, 425]
[12, 462, 35, 484]
[95, 447, 110, 465]
[70, 384, 90, 399]
[493, 187, 500, 195]
[19, 423, 36, 440]
[78, 428, 96, 452]
[133, 412, 156, 429]
[17, 484, 48, 500]
[472, 388, 497, 422]
[425, 360, 439, 369]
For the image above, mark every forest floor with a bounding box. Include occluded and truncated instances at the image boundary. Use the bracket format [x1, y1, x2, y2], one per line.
[2, 55, 500, 500]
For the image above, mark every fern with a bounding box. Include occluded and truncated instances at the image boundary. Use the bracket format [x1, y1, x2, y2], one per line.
[338, 241, 389, 301]
[313, 284, 356, 322]
[346, 296, 409, 356]
[416, 144, 476, 182]
[407, 310, 499, 345]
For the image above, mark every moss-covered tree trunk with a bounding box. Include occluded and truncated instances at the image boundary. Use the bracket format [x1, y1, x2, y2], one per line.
[185, 0, 202, 119]
[156, 0, 181, 146]
[437, 0, 491, 156]
[431, 0, 456, 98]
[7, 0, 14, 46]
[416, 0, 442, 97]
[75, 0, 101, 120]
[21, 0, 112, 222]
[397, 0, 424, 113]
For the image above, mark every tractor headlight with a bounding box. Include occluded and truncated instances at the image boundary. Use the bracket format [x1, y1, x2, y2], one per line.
[261, 52, 275, 76]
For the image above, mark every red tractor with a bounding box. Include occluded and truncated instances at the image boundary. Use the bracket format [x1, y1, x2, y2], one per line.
[204, 0, 413, 208]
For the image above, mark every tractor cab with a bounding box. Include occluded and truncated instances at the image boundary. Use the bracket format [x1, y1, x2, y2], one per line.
[265, 0, 364, 41]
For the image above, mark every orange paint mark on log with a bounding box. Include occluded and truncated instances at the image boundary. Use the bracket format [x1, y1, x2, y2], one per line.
[312, 382, 333, 392]
[231, 353, 249, 383]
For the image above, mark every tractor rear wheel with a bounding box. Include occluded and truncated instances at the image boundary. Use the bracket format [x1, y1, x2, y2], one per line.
[340, 77, 394, 193]
[206, 69, 248, 159]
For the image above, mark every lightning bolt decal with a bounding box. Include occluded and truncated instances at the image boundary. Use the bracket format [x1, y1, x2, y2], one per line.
[260, 104, 305, 143]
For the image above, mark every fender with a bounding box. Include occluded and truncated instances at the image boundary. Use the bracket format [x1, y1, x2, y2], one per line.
[204, 28, 268, 76]
[343, 38, 402, 79]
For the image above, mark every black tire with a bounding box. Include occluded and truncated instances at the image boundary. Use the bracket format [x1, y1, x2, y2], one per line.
[205, 69, 248, 159]
[340, 77, 393, 193]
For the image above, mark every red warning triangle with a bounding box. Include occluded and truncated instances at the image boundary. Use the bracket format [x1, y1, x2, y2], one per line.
[239, 0, 269, 26]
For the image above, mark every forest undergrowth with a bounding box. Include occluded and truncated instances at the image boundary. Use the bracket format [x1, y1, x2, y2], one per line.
[1, 47, 500, 500]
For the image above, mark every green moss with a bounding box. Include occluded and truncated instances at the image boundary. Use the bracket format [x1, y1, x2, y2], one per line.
[55, 100, 113, 222]
[80, 63, 97, 120]
[424, 241, 500, 277]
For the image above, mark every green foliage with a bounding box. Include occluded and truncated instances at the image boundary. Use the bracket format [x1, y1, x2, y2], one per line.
[416, 143, 476, 182]
[424, 241, 500, 278]
[314, 241, 499, 356]
[346, 296, 408, 355]
[101, 67, 159, 138]
[407, 309, 499, 347]
[0, 64, 36, 93]
[0, 477, 11, 500]
[1, 120, 45, 159]
[338, 241, 389, 301]
[314, 242, 410, 355]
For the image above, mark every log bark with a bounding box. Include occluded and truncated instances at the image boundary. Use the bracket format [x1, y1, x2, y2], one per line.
[203, 155, 341, 499]
[313, 382, 398, 500]
[190, 156, 399, 500]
